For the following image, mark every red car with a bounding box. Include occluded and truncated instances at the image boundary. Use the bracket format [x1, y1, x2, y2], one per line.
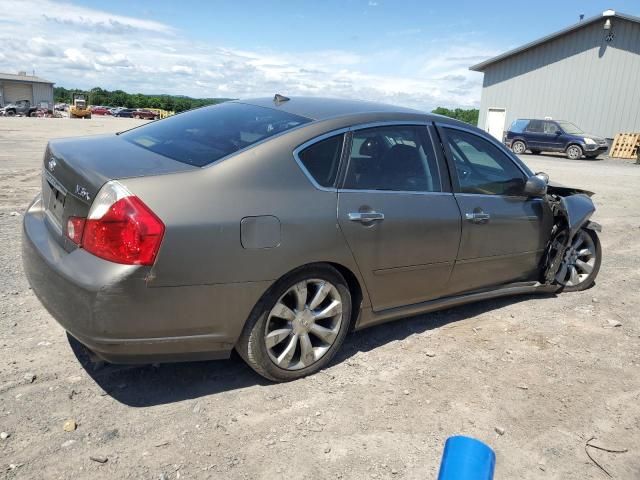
[91, 106, 112, 116]
[132, 109, 159, 120]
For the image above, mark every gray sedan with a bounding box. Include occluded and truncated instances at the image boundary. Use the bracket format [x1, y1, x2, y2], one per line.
[22, 96, 602, 381]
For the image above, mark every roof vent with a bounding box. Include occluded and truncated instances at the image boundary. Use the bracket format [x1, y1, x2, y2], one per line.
[273, 94, 290, 105]
[602, 9, 615, 17]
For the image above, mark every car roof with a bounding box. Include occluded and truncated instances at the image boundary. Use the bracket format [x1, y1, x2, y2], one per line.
[234, 96, 428, 121]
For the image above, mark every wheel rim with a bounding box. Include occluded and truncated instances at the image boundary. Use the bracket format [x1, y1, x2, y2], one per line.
[568, 146, 581, 159]
[555, 230, 597, 287]
[264, 279, 343, 371]
[513, 142, 525, 154]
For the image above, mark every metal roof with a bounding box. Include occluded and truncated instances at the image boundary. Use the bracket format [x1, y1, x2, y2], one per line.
[0, 72, 54, 84]
[235, 96, 423, 121]
[470, 10, 640, 72]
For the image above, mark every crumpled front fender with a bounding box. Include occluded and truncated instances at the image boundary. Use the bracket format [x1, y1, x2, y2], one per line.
[559, 194, 596, 237]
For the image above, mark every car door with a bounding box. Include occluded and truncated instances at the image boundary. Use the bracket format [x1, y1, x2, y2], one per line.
[523, 119, 545, 150]
[542, 121, 565, 151]
[437, 125, 553, 295]
[337, 124, 461, 311]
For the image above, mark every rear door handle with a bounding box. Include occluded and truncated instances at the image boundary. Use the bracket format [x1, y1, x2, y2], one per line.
[465, 212, 491, 224]
[348, 211, 385, 223]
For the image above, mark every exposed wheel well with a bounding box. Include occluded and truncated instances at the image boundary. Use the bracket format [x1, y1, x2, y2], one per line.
[326, 262, 363, 332]
[247, 261, 364, 335]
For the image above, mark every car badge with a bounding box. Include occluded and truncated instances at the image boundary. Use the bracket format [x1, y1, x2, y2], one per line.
[75, 185, 91, 202]
[48, 158, 57, 172]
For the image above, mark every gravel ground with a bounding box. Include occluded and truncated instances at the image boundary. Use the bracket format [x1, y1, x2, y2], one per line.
[1, 117, 639, 479]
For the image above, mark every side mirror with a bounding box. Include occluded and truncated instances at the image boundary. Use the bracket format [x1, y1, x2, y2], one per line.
[523, 175, 548, 197]
[535, 171, 549, 183]
[555, 130, 562, 135]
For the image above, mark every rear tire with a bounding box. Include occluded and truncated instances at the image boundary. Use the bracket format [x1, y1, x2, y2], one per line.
[566, 144, 583, 160]
[236, 264, 352, 382]
[556, 228, 601, 292]
[512, 140, 526, 154]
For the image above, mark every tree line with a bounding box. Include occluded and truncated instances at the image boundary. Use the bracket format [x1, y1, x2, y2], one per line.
[54, 87, 479, 122]
[431, 107, 479, 125]
[54, 87, 231, 113]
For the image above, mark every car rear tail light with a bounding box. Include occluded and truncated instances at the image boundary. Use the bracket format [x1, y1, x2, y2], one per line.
[66, 217, 85, 245]
[81, 181, 165, 265]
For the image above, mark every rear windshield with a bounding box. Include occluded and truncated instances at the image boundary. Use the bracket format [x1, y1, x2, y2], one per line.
[509, 119, 529, 133]
[121, 102, 311, 167]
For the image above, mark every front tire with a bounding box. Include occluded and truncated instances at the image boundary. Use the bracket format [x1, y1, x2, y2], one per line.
[512, 140, 526, 154]
[566, 144, 583, 160]
[236, 265, 352, 382]
[555, 228, 601, 292]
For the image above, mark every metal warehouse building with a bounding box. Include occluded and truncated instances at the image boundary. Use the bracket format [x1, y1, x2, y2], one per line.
[471, 10, 640, 140]
[0, 72, 54, 108]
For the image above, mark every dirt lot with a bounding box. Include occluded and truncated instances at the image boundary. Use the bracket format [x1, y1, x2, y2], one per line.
[1, 117, 639, 479]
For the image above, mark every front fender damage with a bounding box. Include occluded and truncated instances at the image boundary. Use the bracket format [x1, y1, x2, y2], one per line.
[542, 192, 598, 285]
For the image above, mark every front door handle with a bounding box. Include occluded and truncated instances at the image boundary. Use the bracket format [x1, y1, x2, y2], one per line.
[348, 211, 385, 224]
[465, 212, 490, 224]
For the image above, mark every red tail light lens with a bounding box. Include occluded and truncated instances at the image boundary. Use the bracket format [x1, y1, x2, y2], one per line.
[81, 181, 164, 266]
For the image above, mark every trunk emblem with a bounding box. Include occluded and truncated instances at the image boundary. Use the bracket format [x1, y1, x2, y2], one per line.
[75, 185, 91, 202]
[48, 158, 57, 171]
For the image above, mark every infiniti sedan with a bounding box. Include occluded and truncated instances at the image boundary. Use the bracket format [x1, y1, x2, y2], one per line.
[22, 96, 602, 381]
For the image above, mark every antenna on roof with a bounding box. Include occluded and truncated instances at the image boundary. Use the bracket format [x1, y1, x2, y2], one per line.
[273, 94, 290, 105]
[579, 13, 584, 21]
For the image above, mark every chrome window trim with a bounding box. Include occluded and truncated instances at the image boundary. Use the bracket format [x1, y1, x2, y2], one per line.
[292, 127, 350, 192]
[435, 121, 533, 179]
[338, 189, 454, 196]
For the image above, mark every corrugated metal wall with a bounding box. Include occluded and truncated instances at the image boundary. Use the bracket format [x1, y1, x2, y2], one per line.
[477, 17, 640, 139]
[32, 83, 54, 106]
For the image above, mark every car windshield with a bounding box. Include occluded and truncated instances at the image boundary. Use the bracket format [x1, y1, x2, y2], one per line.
[557, 121, 585, 135]
[121, 102, 311, 167]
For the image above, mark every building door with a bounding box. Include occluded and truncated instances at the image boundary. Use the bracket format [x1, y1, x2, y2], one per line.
[485, 108, 506, 140]
[4, 82, 33, 104]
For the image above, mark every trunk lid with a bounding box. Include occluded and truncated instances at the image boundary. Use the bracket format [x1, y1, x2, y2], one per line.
[41, 134, 196, 248]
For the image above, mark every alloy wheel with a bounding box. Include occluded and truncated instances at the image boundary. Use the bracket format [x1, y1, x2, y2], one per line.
[512, 141, 526, 154]
[264, 279, 343, 371]
[567, 145, 582, 160]
[555, 230, 597, 287]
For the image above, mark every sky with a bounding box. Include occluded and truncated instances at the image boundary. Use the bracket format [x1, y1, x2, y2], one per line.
[0, 0, 637, 110]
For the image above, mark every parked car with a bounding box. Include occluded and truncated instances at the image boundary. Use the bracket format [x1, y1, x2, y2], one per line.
[91, 106, 112, 116]
[114, 108, 135, 118]
[22, 97, 602, 382]
[504, 119, 609, 159]
[132, 109, 159, 120]
[109, 107, 126, 115]
[1, 99, 38, 117]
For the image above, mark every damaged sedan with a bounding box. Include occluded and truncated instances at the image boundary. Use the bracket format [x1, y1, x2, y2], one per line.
[22, 96, 601, 382]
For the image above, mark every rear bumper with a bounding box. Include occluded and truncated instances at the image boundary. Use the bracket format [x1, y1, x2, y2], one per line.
[22, 196, 271, 364]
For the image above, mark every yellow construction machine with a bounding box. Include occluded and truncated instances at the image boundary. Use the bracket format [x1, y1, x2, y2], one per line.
[69, 93, 91, 119]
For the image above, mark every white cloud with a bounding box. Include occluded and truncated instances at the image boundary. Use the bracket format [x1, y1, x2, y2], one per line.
[0, 0, 495, 110]
[171, 65, 194, 75]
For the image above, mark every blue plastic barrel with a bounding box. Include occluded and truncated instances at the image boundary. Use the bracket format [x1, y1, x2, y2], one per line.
[437, 436, 495, 480]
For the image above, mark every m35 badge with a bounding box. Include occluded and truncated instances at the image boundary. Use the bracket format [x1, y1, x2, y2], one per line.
[75, 185, 91, 201]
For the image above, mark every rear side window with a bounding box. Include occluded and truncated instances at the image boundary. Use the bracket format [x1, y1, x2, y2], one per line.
[509, 119, 528, 133]
[297, 134, 344, 188]
[343, 126, 441, 192]
[121, 102, 311, 167]
[525, 120, 544, 133]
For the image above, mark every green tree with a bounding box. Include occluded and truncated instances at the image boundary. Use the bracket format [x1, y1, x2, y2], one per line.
[432, 107, 479, 126]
